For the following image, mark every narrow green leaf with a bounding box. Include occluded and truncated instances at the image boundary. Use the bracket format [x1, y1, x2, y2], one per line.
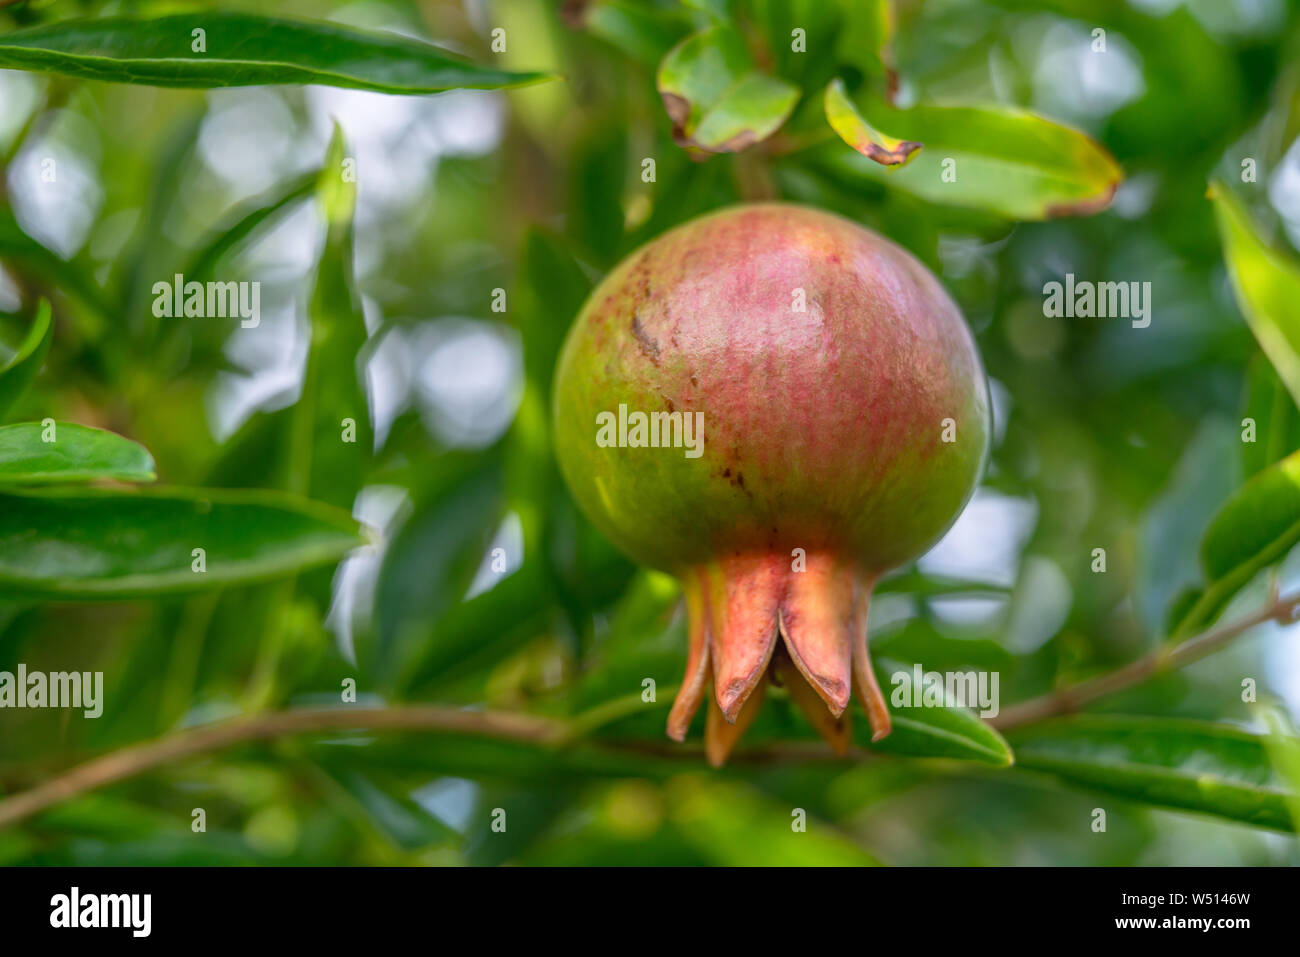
[682, 0, 732, 21]
[1240, 353, 1300, 478]
[832, 0, 896, 90]
[373, 457, 504, 677]
[874, 567, 1011, 599]
[824, 78, 920, 167]
[318, 766, 454, 851]
[871, 618, 1014, 673]
[0, 217, 110, 321]
[515, 228, 593, 393]
[398, 558, 552, 695]
[1174, 447, 1300, 636]
[0, 422, 155, 485]
[657, 25, 799, 153]
[1211, 183, 1300, 409]
[465, 785, 574, 866]
[813, 100, 1122, 219]
[185, 169, 319, 282]
[866, 660, 1014, 766]
[0, 14, 552, 92]
[668, 776, 880, 865]
[0, 300, 51, 421]
[0, 487, 365, 598]
[1009, 715, 1298, 832]
[290, 126, 370, 507]
[568, 0, 691, 66]
[1259, 705, 1300, 831]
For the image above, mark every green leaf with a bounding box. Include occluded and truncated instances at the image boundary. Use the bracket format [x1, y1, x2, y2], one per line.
[1174, 447, 1300, 636]
[824, 78, 919, 167]
[289, 126, 371, 507]
[569, 0, 691, 67]
[0, 14, 552, 92]
[1258, 705, 1300, 831]
[1211, 183, 1300, 409]
[398, 558, 553, 694]
[515, 228, 593, 394]
[744, 0, 863, 92]
[372, 456, 504, 678]
[812, 99, 1122, 220]
[866, 660, 1014, 766]
[0, 487, 365, 598]
[317, 766, 454, 851]
[0, 300, 51, 421]
[871, 618, 1014, 673]
[1009, 716, 1298, 832]
[0, 422, 155, 485]
[831, 0, 896, 90]
[464, 785, 575, 866]
[0, 217, 110, 321]
[1240, 353, 1300, 478]
[657, 25, 799, 153]
[185, 169, 319, 283]
[668, 776, 880, 865]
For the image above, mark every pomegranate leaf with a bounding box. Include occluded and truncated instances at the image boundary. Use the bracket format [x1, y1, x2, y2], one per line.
[291, 125, 371, 508]
[824, 78, 920, 167]
[1240, 354, 1300, 479]
[1259, 705, 1300, 831]
[868, 659, 1013, 766]
[1172, 447, 1300, 636]
[1211, 183, 1300, 410]
[567, 0, 691, 66]
[1009, 716, 1298, 832]
[0, 422, 155, 485]
[0, 300, 52, 421]
[0, 487, 365, 598]
[668, 777, 881, 865]
[833, 0, 897, 95]
[0, 13, 551, 92]
[0, 215, 110, 321]
[184, 169, 320, 283]
[812, 99, 1122, 220]
[657, 24, 799, 153]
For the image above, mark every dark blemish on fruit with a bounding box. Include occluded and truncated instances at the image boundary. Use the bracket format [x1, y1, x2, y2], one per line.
[631, 314, 661, 364]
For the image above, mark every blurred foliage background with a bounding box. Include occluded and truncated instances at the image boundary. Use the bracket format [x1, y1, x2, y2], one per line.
[2, 0, 1300, 865]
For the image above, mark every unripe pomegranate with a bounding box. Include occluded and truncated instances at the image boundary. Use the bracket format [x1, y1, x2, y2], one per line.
[553, 204, 989, 764]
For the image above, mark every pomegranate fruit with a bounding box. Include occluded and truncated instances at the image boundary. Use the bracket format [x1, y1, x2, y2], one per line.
[553, 203, 989, 764]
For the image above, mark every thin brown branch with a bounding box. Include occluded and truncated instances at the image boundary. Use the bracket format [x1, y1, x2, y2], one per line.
[0, 705, 563, 830]
[991, 590, 1300, 730]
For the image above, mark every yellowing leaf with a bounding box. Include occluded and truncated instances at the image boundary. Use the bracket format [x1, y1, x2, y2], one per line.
[824, 78, 920, 168]
[815, 99, 1122, 220]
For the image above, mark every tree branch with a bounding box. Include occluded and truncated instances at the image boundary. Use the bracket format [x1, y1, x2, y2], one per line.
[0, 705, 563, 830]
[990, 587, 1300, 730]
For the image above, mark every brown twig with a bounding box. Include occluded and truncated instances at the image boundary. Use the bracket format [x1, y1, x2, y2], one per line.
[0, 705, 563, 830]
[990, 589, 1300, 730]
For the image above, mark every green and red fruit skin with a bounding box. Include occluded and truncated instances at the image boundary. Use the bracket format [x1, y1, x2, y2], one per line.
[553, 203, 990, 764]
